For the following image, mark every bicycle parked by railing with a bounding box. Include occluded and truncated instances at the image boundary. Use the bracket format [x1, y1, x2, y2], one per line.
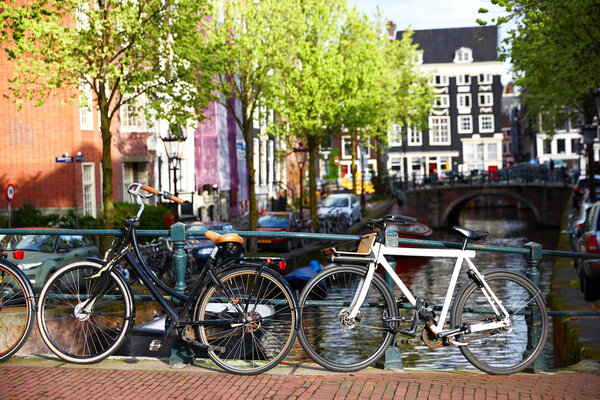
[298, 215, 548, 375]
[0, 252, 36, 362]
[36, 183, 297, 375]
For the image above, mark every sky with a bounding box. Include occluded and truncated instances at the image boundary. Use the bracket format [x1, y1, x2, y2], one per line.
[347, 0, 512, 83]
[347, 0, 506, 31]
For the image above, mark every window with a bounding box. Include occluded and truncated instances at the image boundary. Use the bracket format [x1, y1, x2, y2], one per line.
[457, 74, 471, 85]
[82, 163, 96, 217]
[465, 144, 474, 161]
[487, 143, 498, 161]
[388, 124, 402, 146]
[458, 116, 473, 133]
[457, 94, 471, 108]
[390, 156, 402, 173]
[557, 139, 566, 153]
[429, 117, 450, 145]
[76, 2, 89, 31]
[543, 140, 551, 154]
[454, 47, 473, 63]
[434, 95, 449, 108]
[478, 73, 493, 84]
[479, 115, 494, 132]
[121, 96, 146, 131]
[342, 136, 353, 158]
[478, 93, 493, 106]
[411, 157, 423, 171]
[476, 143, 484, 161]
[572, 138, 581, 153]
[123, 162, 148, 200]
[430, 74, 448, 86]
[79, 80, 93, 131]
[408, 126, 422, 146]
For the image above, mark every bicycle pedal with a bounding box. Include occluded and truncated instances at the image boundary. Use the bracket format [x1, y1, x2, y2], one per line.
[149, 339, 162, 352]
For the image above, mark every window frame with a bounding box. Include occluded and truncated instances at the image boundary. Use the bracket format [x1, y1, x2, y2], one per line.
[457, 94, 471, 108]
[429, 116, 451, 145]
[479, 115, 495, 133]
[458, 115, 473, 134]
[478, 93, 494, 107]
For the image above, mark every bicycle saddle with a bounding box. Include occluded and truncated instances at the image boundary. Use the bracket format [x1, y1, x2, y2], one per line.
[452, 226, 488, 241]
[205, 231, 244, 245]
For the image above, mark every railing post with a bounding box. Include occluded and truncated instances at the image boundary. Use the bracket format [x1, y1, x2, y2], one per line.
[523, 241, 548, 371]
[170, 222, 187, 295]
[383, 229, 404, 370]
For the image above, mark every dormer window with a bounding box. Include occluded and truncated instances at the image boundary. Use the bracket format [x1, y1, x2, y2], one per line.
[454, 47, 473, 63]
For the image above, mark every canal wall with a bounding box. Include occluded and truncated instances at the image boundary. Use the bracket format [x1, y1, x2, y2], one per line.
[550, 200, 600, 367]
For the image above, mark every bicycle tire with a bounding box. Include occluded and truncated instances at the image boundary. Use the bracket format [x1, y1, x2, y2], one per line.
[37, 261, 134, 364]
[194, 267, 297, 375]
[298, 265, 398, 372]
[0, 260, 35, 362]
[450, 270, 548, 375]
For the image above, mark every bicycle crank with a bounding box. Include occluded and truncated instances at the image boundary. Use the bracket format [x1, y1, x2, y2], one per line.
[422, 324, 445, 349]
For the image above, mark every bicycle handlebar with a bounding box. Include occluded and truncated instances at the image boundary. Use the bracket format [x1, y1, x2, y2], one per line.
[366, 214, 417, 236]
[139, 184, 184, 204]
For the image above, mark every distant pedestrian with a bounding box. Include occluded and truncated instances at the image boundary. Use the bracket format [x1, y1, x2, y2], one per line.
[549, 158, 554, 171]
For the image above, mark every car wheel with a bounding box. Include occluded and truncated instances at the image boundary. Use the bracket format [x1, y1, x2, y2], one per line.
[297, 238, 304, 248]
[285, 240, 292, 253]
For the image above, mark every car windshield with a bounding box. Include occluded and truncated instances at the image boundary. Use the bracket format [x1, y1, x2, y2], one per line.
[0, 234, 56, 252]
[321, 196, 349, 208]
[257, 215, 288, 228]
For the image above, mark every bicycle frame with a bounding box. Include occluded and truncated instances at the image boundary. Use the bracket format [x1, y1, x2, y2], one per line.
[344, 242, 512, 337]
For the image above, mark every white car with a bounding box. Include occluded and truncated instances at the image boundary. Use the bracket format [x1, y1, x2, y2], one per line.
[317, 193, 362, 225]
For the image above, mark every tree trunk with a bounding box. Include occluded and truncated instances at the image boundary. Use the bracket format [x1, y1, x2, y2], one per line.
[243, 115, 258, 254]
[350, 132, 357, 195]
[98, 85, 114, 252]
[307, 134, 319, 232]
[375, 137, 387, 194]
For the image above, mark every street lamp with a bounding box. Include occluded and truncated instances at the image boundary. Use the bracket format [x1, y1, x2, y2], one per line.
[293, 142, 307, 220]
[162, 125, 187, 222]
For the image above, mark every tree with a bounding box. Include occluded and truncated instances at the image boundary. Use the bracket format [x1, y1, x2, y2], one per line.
[276, 0, 347, 231]
[200, 0, 302, 250]
[0, 0, 217, 229]
[479, 0, 600, 123]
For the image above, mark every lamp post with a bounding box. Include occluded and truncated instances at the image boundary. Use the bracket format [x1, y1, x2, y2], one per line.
[293, 142, 307, 220]
[162, 126, 187, 222]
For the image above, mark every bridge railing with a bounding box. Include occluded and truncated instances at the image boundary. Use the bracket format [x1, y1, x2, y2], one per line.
[392, 164, 574, 192]
[1, 226, 597, 371]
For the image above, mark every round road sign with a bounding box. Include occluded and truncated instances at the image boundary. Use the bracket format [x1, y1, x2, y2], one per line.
[334, 156, 339, 166]
[6, 184, 15, 201]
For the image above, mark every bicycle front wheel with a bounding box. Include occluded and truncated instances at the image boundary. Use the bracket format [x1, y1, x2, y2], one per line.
[194, 267, 297, 375]
[298, 265, 397, 372]
[37, 262, 134, 364]
[450, 270, 548, 375]
[0, 261, 34, 362]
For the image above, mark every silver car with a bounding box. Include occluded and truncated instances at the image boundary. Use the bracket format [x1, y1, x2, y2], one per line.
[317, 193, 362, 226]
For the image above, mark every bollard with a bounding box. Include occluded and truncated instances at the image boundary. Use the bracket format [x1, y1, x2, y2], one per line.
[523, 242, 548, 371]
[383, 229, 404, 370]
[169, 222, 193, 366]
[170, 222, 188, 295]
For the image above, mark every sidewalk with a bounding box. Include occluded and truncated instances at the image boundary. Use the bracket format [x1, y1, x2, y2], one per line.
[1, 355, 599, 400]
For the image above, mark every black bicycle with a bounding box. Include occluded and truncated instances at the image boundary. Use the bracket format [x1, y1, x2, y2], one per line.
[36, 183, 298, 375]
[0, 252, 36, 362]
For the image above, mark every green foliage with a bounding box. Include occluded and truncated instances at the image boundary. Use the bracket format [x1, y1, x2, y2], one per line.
[11, 204, 43, 227]
[479, 0, 600, 125]
[113, 202, 171, 231]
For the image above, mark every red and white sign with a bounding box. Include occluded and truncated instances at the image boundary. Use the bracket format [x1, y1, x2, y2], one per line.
[334, 156, 339, 166]
[6, 184, 15, 201]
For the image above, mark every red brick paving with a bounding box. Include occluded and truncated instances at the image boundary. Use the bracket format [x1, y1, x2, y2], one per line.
[0, 366, 599, 400]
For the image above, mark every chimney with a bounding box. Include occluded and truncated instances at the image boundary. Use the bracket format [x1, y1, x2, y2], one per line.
[386, 21, 397, 39]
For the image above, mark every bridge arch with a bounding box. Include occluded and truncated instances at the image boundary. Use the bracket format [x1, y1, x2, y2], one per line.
[441, 189, 543, 227]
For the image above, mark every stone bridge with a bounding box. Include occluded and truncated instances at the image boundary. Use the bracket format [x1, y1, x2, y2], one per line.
[401, 184, 572, 229]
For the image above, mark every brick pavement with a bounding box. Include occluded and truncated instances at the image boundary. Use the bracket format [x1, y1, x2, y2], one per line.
[1, 362, 599, 400]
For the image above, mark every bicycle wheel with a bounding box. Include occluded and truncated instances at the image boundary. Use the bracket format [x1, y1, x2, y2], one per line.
[37, 261, 134, 364]
[194, 267, 297, 375]
[298, 265, 398, 372]
[0, 261, 34, 362]
[450, 270, 548, 375]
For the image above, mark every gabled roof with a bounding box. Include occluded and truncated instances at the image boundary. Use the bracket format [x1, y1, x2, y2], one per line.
[397, 26, 498, 64]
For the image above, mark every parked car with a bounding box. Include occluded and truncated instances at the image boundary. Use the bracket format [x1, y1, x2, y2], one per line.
[0, 232, 98, 289]
[570, 202, 594, 250]
[572, 175, 600, 209]
[256, 211, 304, 252]
[185, 221, 236, 271]
[317, 193, 362, 228]
[574, 201, 600, 301]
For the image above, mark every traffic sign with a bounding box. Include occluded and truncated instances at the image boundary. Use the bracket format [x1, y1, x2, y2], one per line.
[6, 184, 15, 201]
[334, 156, 339, 166]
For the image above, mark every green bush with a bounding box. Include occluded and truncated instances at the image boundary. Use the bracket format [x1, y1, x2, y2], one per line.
[12, 204, 42, 227]
[113, 202, 172, 230]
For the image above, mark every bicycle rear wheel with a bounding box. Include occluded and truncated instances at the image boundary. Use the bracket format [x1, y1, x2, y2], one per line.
[0, 261, 34, 362]
[298, 265, 398, 372]
[450, 270, 548, 374]
[194, 267, 297, 375]
[37, 262, 134, 364]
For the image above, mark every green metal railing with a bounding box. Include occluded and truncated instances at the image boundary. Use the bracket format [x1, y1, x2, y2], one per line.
[2, 224, 599, 371]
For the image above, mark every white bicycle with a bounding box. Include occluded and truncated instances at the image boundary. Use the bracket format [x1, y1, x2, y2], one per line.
[298, 215, 548, 375]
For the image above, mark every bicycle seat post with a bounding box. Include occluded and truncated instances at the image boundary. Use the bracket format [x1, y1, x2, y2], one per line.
[461, 237, 469, 251]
